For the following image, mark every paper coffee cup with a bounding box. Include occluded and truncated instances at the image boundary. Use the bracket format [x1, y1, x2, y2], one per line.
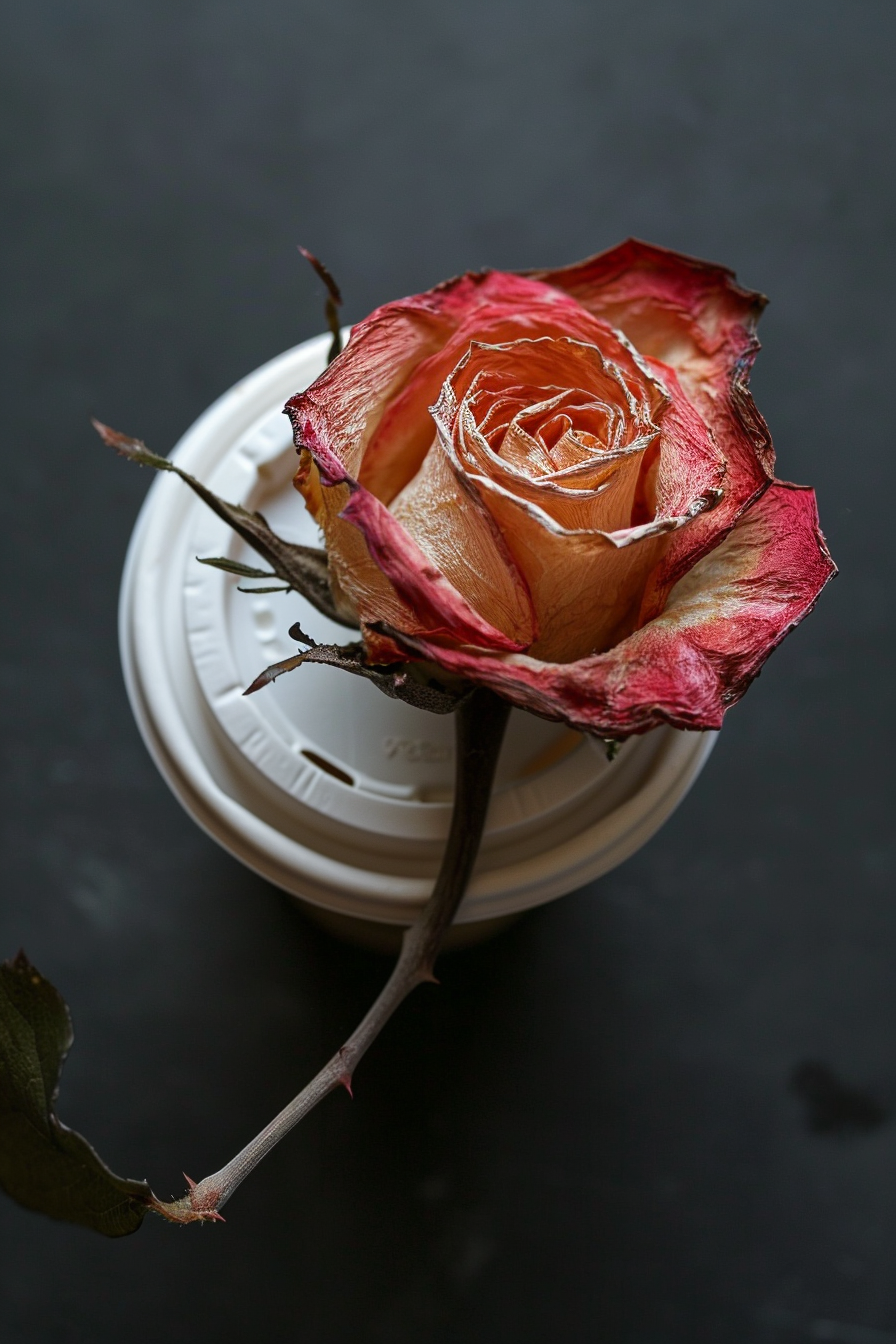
[119, 333, 716, 940]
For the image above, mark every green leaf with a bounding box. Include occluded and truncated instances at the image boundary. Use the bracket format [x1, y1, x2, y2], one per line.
[0, 951, 153, 1237]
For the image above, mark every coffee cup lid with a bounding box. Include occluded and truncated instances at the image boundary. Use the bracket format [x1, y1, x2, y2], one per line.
[120, 334, 716, 926]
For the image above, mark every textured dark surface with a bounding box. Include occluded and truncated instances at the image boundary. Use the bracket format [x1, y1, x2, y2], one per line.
[1, 2, 894, 1340]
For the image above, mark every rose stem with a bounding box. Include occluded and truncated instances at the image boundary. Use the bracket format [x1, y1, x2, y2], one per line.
[154, 687, 511, 1224]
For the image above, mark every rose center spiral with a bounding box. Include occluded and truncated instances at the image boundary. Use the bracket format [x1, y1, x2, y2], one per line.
[469, 380, 636, 490]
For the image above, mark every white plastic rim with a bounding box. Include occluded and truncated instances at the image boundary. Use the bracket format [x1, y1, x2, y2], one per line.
[119, 333, 717, 927]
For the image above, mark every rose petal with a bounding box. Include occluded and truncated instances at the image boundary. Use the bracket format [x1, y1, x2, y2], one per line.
[423, 337, 725, 660]
[530, 238, 766, 407]
[339, 487, 529, 653]
[384, 482, 836, 735]
[294, 415, 529, 656]
[287, 275, 627, 656]
[458, 471, 682, 661]
[447, 337, 663, 515]
[634, 358, 728, 622]
[388, 428, 538, 648]
[302, 272, 623, 504]
[531, 238, 774, 553]
[288, 247, 811, 691]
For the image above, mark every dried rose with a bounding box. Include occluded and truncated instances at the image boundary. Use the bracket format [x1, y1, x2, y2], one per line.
[287, 240, 834, 736]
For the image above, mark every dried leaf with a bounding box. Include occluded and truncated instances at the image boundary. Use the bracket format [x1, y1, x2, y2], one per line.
[0, 951, 152, 1236]
[94, 421, 355, 629]
[243, 650, 309, 693]
[197, 556, 278, 579]
[236, 584, 292, 594]
[96, 422, 473, 717]
[298, 245, 344, 364]
[244, 638, 470, 714]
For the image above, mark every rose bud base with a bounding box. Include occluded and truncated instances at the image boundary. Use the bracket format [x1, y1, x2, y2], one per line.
[119, 335, 716, 947]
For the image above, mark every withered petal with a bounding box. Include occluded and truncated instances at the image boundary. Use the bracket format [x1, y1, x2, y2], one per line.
[531, 236, 774, 549]
[383, 482, 836, 735]
[287, 244, 831, 726]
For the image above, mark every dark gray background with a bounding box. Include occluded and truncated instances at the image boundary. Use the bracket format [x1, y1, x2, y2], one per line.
[1, 2, 894, 1340]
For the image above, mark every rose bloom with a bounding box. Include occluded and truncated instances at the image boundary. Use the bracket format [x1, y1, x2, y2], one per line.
[287, 240, 834, 736]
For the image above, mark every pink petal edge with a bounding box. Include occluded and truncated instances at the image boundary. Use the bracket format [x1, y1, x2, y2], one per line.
[383, 482, 836, 736]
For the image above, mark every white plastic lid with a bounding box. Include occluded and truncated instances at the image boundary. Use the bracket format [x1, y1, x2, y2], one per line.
[119, 333, 716, 927]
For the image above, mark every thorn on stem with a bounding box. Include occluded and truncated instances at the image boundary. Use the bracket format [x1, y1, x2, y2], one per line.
[338, 1073, 354, 1098]
[288, 620, 319, 648]
[159, 1173, 226, 1224]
